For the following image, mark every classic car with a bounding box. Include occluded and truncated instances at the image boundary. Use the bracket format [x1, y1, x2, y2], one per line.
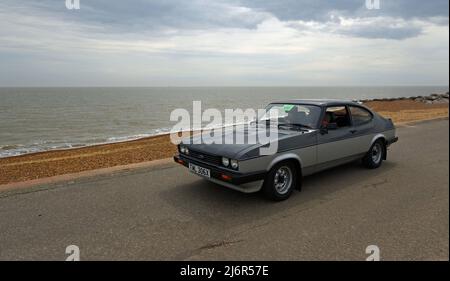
[174, 99, 398, 201]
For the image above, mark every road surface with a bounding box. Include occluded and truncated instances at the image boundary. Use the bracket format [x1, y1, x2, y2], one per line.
[0, 119, 448, 260]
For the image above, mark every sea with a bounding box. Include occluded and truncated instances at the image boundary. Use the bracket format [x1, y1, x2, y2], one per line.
[0, 86, 448, 158]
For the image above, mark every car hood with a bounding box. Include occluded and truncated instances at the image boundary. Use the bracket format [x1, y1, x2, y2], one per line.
[182, 124, 317, 159]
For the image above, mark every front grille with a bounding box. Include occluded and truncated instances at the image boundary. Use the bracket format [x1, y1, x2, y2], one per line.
[189, 149, 222, 166]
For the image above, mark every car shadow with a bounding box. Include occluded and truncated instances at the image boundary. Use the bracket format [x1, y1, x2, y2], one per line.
[158, 160, 397, 229]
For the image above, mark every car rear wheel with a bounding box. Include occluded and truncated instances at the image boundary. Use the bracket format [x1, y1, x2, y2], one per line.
[363, 139, 385, 169]
[263, 161, 298, 201]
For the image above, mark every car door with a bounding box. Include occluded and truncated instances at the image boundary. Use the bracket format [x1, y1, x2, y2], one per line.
[317, 106, 355, 164]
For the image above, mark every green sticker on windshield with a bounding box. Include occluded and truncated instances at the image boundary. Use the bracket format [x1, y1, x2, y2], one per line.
[283, 104, 295, 112]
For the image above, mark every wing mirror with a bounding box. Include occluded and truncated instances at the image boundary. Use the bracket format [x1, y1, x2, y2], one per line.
[320, 123, 338, 134]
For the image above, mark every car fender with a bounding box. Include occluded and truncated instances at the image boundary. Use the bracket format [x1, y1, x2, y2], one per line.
[370, 133, 388, 160]
[267, 152, 303, 172]
[370, 133, 387, 147]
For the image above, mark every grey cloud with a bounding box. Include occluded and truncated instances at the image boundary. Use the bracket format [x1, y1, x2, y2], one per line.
[339, 24, 422, 40]
[239, 0, 449, 22]
[288, 16, 425, 40]
[239, 0, 448, 39]
[8, 0, 268, 34]
[0, 0, 448, 87]
[4, 0, 448, 40]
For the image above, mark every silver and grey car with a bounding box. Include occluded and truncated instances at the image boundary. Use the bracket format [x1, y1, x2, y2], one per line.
[174, 99, 398, 201]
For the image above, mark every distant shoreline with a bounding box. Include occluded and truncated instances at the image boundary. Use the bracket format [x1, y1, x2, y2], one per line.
[0, 93, 448, 186]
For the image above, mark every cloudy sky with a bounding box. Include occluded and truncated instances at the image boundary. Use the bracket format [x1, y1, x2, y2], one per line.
[0, 0, 448, 86]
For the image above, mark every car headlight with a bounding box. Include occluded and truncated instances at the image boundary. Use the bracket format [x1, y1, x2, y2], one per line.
[230, 159, 239, 169]
[222, 157, 230, 167]
[184, 147, 189, 155]
[179, 145, 186, 154]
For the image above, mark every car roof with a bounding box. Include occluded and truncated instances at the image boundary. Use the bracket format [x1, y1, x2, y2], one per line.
[270, 99, 361, 107]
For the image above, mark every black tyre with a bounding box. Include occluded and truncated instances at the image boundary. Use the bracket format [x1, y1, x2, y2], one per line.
[363, 139, 385, 169]
[262, 161, 298, 201]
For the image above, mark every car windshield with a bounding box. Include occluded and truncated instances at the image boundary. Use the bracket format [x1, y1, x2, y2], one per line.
[258, 104, 321, 129]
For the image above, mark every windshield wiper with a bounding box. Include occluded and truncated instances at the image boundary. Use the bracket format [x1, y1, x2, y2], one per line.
[278, 123, 312, 130]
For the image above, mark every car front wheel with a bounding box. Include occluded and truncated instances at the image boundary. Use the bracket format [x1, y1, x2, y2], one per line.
[363, 139, 385, 169]
[262, 161, 298, 201]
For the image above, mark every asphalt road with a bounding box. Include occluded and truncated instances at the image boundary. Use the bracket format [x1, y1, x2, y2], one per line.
[0, 119, 448, 261]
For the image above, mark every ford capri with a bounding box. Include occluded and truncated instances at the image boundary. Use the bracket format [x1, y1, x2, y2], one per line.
[174, 100, 398, 201]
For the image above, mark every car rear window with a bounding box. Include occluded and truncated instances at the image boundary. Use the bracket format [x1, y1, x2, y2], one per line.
[349, 106, 373, 125]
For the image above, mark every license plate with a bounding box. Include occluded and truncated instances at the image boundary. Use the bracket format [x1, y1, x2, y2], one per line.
[189, 163, 211, 178]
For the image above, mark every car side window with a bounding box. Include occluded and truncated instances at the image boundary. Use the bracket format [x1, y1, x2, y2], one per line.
[349, 106, 373, 126]
[322, 106, 351, 128]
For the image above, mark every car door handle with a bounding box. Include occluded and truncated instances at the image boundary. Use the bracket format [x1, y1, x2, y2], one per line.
[350, 129, 357, 134]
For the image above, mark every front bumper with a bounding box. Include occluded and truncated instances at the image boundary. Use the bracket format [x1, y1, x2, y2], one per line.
[173, 154, 266, 193]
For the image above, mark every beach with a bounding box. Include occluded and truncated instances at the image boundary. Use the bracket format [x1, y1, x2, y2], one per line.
[0, 95, 448, 186]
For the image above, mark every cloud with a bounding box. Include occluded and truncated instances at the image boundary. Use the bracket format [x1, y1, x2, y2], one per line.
[0, 0, 448, 86]
[337, 17, 422, 40]
[240, 0, 449, 22]
[240, 0, 449, 40]
[7, 0, 449, 39]
[287, 16, 426, 40]
[19, 0, 271, 33]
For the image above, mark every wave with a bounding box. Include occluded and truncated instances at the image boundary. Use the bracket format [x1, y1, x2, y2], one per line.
[0, 122, 251, 158]
[0, 127, 173, 159]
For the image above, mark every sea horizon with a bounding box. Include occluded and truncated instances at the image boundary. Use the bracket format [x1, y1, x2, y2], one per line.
[1, 85, 448, 88]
